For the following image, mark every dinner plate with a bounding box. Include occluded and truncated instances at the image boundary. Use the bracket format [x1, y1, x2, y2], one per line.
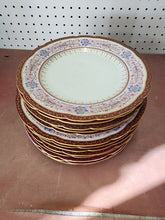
[27, 128, 132, 159]
[21, 96, 139, 140]
[16, 36, 151, 121]
[26, 128, 128, 165]
[26, 124, 137, 154]
[16, 92, 146, 146]
[23, 96, 142, 133]
[26, 124, 138, 150]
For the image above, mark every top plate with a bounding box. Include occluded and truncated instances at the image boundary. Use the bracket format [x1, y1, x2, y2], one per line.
[17, 36, 151, 121]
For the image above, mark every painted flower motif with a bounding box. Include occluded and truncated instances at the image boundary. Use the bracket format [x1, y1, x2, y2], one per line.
[40, 49, 49, 57]
[81, 39, 89, 46]
[121, 51, 131, 58]
[128, 84, 141, 92]
[75, 106, 88, 114]
[114, 126, 121, 131]
[25, 81, 38, 89]
[44, 127, 53, 132]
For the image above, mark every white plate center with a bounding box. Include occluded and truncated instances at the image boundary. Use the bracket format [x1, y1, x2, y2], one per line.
[39, 48, 128, 104]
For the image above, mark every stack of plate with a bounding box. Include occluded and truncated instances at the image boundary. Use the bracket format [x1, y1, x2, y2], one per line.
[16, 36, 151, 165]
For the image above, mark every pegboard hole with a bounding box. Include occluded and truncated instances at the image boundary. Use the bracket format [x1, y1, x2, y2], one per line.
[0, 2, 164, 53]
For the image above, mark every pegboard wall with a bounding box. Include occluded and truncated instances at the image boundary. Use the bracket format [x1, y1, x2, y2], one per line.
[0, 0, 165, 54]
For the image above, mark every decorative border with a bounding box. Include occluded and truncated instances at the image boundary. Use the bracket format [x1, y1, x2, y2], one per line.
[26, 125, 136, 158]
[26, 127, 132, 160]
[25, 128, 134, 165]
[21, 97, 138, 141]
[16, 92, 147, 146]
[26, 125, 137, 153]
[24, 95, 142, 132]
[16, 36, 151, 121]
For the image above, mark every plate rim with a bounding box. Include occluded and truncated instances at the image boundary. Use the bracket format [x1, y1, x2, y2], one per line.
[16, 35, 151, 121]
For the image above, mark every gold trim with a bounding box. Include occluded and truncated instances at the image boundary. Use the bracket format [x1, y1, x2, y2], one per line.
[26, 125, 137, 156]
[16, 90, 147, 148]
[16, 35, 152, 122]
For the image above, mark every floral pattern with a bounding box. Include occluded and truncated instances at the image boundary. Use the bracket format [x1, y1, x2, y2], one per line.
[114, 126, 121, 131]
[22, 99, 138, 142]
[40, 50, 49, 57]
[21, 37, 148, 116]
[44, 127, 53, 132]
[81, 39, 89, 46]
[25, 81, 38, 89]
[75, 106, 88, 114]
[128, 84, 141, 92]
[121, 51, 131, 58]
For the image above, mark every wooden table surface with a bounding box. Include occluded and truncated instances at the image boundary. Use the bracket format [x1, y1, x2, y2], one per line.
[0, 49, 165, 219]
